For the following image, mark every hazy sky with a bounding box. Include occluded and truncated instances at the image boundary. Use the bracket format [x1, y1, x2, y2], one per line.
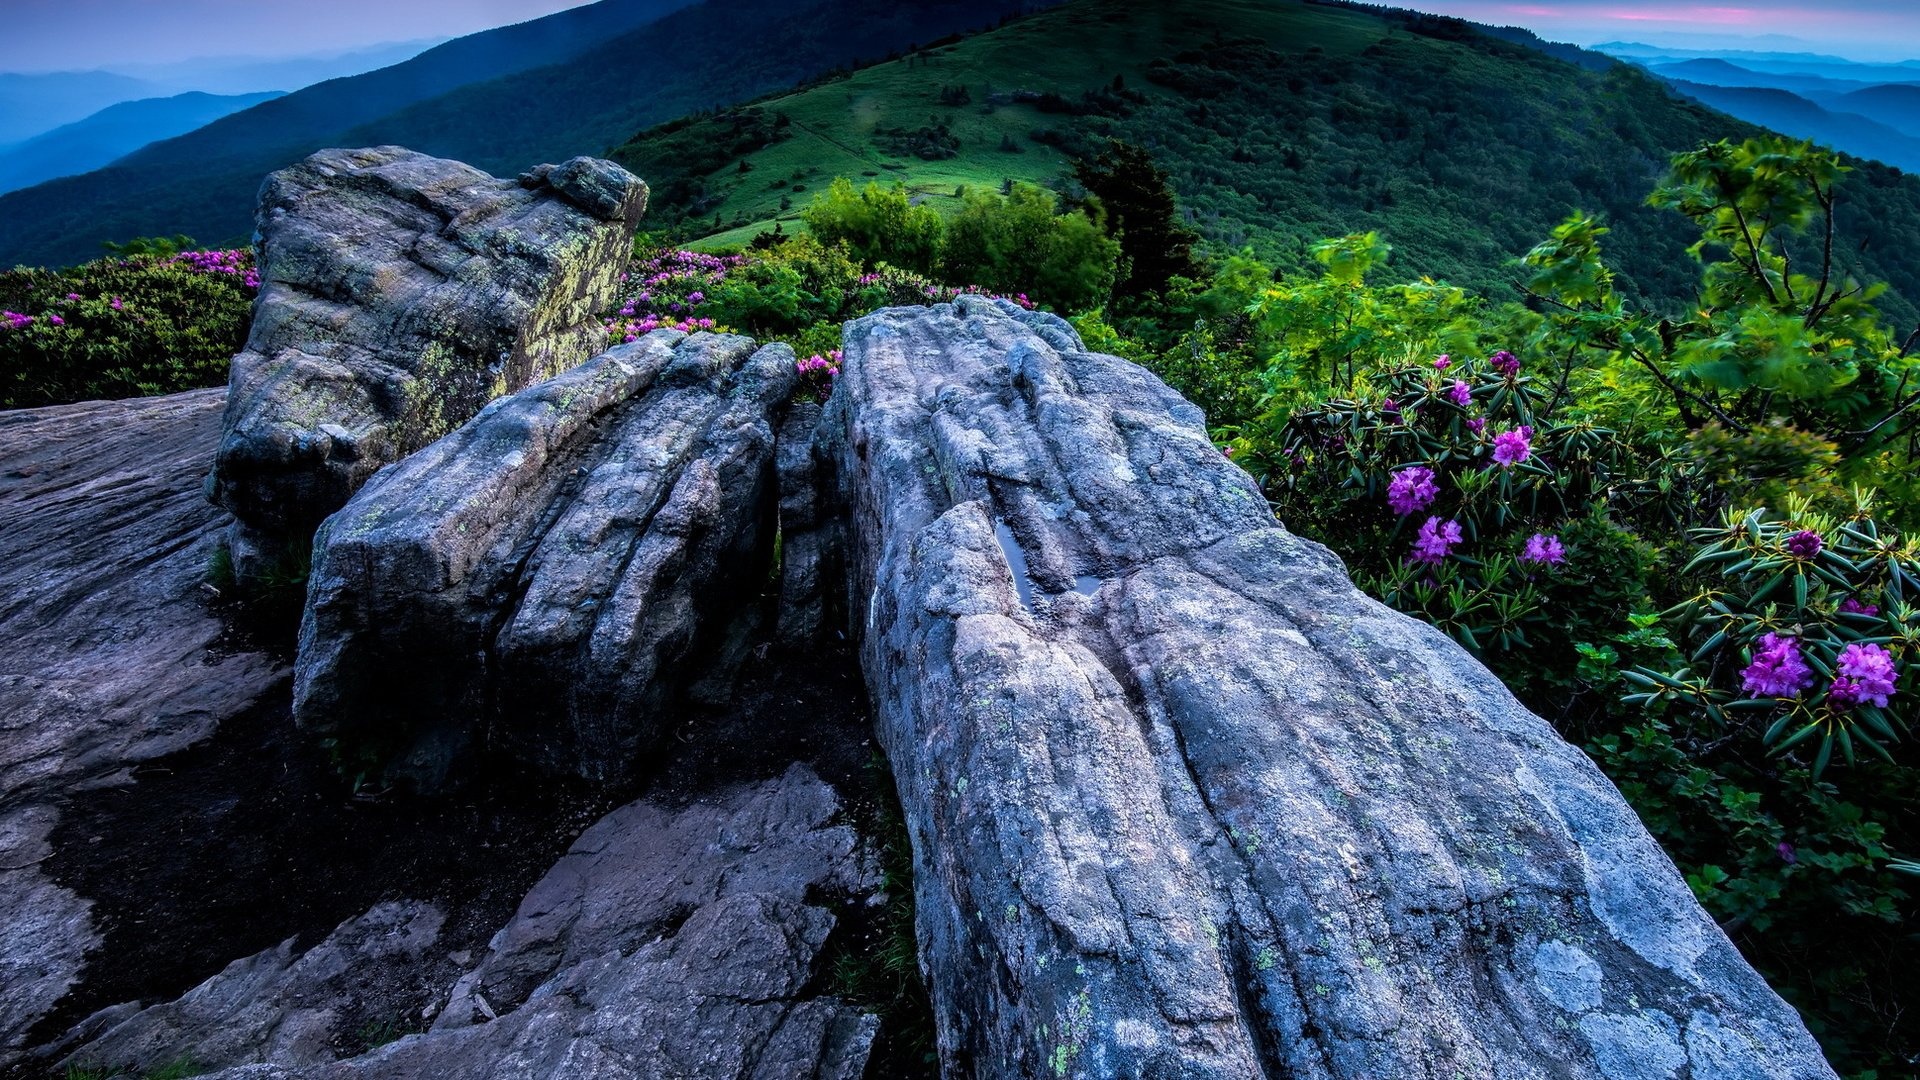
[0, 0, 587, 72]
[1392, 1, 1920, 61]
[3, 0, 1917, 73]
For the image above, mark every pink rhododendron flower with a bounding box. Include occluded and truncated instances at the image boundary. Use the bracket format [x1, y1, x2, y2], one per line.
[1386, 465, 1439, 516]
[1491, 426, 1533, 468]
[1741, 633, 1815, 698]
[1519, 533, 1566, 567]
[1829, 642, 1897, 708]
[1409, 516, 1463, 565]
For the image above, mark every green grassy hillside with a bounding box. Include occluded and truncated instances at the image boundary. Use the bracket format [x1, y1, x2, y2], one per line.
[609, 0, 1920, 328]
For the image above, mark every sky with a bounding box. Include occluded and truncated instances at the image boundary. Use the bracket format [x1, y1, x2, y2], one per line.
[0, 0, 588, 73]
[1390, 1, 1920, 61]
[2, 0, 1917, 73]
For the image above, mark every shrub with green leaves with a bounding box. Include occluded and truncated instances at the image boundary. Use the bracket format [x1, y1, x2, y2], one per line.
[1158, 136, 1920, 1070]
[1625, 496, 1919, 778]
[1246, 342, 1680, 690]
[801, 179, 942, 277]
[1, 248, 257, 408]
[938, 184, 1119, 315]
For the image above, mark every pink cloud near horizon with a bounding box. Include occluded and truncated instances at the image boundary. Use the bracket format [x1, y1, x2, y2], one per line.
[1418, 0, 1918, 59]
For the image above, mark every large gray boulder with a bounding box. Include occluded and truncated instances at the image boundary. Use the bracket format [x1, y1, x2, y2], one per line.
[208, 146, 647, 570]
[823, 297, 1837, 1079]
[0, 390, 285, 1066]
[294, 330, 795, 789]
[55, 767, 878, 1080]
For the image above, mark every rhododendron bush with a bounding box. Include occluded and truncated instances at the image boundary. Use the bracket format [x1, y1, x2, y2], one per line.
[0, 243, 258, 407]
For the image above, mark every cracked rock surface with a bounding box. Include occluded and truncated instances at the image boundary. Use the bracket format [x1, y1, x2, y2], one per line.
[823, 296, 1837, 1079]
[208, 145, 647, 565]
[295, 330, 795, 789]
[0, 391, 284, 1066]
[58, 767, 877, 1080]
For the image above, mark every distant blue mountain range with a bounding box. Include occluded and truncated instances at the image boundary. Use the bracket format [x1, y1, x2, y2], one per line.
[0, 91, 285, 195]
[1601, 43, 1920, 174]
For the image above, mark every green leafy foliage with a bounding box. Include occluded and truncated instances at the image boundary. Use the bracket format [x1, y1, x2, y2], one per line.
[1519, 136, 1919, 495]
[1071, 139, 1202, 298]
[802, 180, 943, 276]
[1, 247, 256, 407]
[798, 178, 1119, 311]
[1625, 497, 1920, 778]
[939, 185, 1117, 311]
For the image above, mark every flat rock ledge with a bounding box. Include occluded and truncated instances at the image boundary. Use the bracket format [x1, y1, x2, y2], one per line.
[208, 146, 647, 571]
[51, 765, 879, 1080]
[822, 296, 1838, 1079]
[295, 330, 795, 790]
[0, 391, 285, 1066]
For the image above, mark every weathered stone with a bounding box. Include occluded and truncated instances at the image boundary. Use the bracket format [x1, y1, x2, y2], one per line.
[774, 400, 841, 647]
[86, 767, 877, 1080]
[0, 391, 285, 1065]
[294, 331, 795, 789]
[54, 902, 447, 1077]
[208, 145, 647, 561]
[823, 297, 1837, 1079]
[435, 762, 878, 1028]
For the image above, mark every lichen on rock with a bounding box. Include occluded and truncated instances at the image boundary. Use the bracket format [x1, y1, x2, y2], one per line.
[206, 146, 648, 576]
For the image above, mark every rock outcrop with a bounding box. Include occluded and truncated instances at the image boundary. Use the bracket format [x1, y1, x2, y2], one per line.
[208, 146, 647, 574]
[54, 767, 877, 1080]
[294, 330, 795, 789]
[52, 902, 448, 1075]
[0, 391, 285, 1065]
[823, 297, 1837, 1079]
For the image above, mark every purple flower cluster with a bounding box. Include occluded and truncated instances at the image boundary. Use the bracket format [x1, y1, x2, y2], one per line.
[1741, 633, 1815, 698]
[1447, 380, 1472, 407]
[171, 248, 260, 289]
[1491, 425, 1533, 468]
[1841, 596, 1881, 617]
[1519, 533, 1566, 568]
[1409, 516, 1464, 565]
[1489, 350, 1520, 377]
[2, 310, 34, 330]
[796, 349, 842, 377]
[606, 313, 719, 342]
[1783, 529, 1823, 559]
[603, 248, 750, 342]
[1432, 353, 1452, 371]
[1829, 642, 1898, 709]
[917, 282, 1035, 309]
[1386, 465, 1438, 516]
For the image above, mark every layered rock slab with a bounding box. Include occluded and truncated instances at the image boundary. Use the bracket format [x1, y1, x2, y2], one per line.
[295, 331, 795, 788]
[208, 146, 647, 565]
[824, 297, 1836, 1078]
[54, 766, 878, 1080]
[0, 390, 285, 1064]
